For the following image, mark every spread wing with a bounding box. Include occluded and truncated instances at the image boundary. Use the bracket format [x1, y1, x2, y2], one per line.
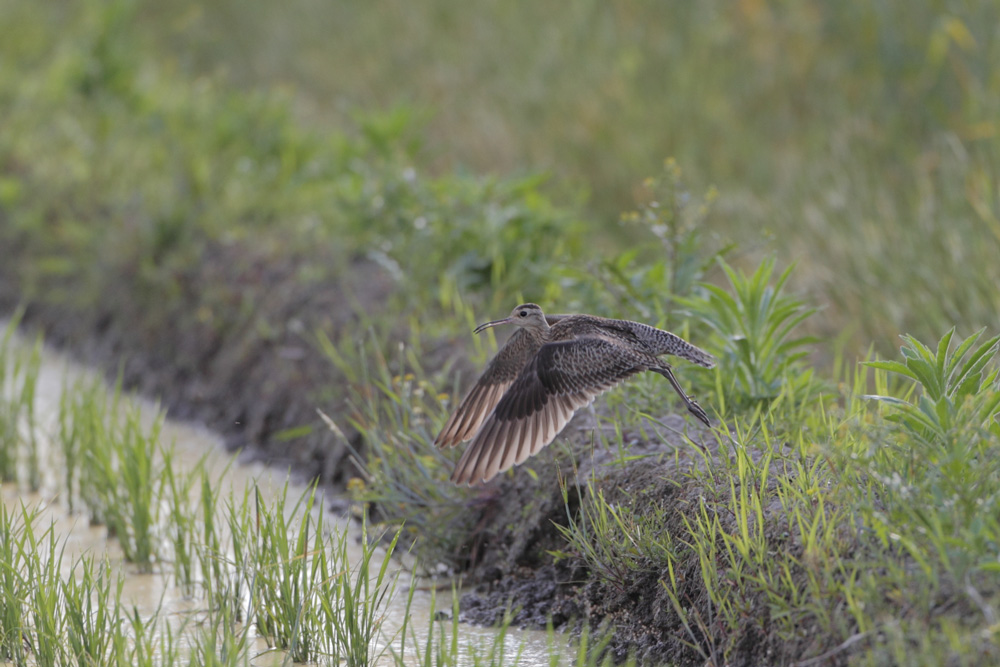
[435, 328, 541, 448]
[450, 336, 651, 485]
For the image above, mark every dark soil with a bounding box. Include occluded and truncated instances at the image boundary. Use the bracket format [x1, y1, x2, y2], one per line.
[451, 416, 847, 666]
[1, 235, 393, 487]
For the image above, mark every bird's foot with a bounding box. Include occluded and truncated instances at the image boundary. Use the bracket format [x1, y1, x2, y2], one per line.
[686, 398, 711, 428]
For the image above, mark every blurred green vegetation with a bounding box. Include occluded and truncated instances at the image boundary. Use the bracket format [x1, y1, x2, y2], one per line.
[130, 0, 1000, 351]
[0, 0, 584, 328]
[2, 0, 998, 356]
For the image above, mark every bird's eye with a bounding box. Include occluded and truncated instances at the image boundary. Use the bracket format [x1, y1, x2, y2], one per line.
[519, 310, 528, 317]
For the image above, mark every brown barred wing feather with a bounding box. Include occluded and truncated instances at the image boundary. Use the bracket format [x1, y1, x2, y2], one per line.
[450, 336, 651, 485]
[434, 328, 542, 448]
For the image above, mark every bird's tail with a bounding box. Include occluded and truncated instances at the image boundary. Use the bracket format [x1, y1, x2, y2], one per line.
[666, 335, 715, 368]
[628, 322, 716, 368]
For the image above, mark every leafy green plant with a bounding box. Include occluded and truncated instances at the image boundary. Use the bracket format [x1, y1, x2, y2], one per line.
[865, 328, 1000, 444]
[19, 336, 42, 491]
[0, 333, 19, 482]
[862, 329, 1000, 581]
[246, 481, 331, 661]
[23, 521, 66, 667]
[238, 480, 407, 664]
[58, 378, 87, 514]
[162, 449, 207, 595]
[78, 396, 165, 569]
[63, 556, 125, 667]
[75, 376, 121, 526]
[216, 488, 254, 623]
[0, 503, 34, 663]
[682, 257, 820, 411]
[186, 602, 251, 667]
[195, 462, 228, 603]
[115, 405, 164, 568]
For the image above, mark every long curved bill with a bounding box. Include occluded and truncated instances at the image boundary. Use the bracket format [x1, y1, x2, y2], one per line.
[473, 317, 512, 335]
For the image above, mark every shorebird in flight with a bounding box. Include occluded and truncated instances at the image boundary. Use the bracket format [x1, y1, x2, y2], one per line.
[436, 303, 714, 485]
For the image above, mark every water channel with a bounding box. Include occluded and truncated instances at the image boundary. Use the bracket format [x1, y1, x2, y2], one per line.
[1, 325, 567, 666]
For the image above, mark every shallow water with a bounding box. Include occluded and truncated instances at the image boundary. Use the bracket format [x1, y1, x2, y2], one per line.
[1, 326, 565, 666]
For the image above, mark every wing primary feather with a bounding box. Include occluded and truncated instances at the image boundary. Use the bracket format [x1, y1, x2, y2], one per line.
[465, 419, 498, 485]
[437, 385, 478, 447]
[452, 413, 498, 484]
[487, 418, 515, 481]
[480, 419, 513, 483]
[511, 412, 541, 465]
[450, 436, 478, 484]
[446, 382, 496, 446]
[503, 418, 527, 478]
[512, 417, 530, 475]
[546, 398, 565, 447]
[537, 405, 550, 447]
[523, 412, 538, 467]
[473, 417, 506, 484]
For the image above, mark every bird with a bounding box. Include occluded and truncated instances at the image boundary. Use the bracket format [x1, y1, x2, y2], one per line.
[435, 303, 715, 485]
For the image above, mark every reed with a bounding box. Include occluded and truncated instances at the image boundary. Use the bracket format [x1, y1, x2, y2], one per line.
[0, 313, 41, 485]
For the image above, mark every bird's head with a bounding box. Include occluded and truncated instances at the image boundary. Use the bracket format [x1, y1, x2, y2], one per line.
[474, 303, 549, 335]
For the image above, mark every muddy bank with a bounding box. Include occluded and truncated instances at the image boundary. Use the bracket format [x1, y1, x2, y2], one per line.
[455, 417, 840, 666]
[1, 234, 394, 487]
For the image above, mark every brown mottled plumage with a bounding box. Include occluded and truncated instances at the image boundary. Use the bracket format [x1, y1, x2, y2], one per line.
[436, 303, 715, 486]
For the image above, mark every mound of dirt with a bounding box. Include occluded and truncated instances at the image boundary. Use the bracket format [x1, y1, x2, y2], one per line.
[451, 415, 836, 666]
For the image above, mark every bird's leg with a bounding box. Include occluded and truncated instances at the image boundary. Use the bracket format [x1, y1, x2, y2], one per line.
[652, 366, 712, 428]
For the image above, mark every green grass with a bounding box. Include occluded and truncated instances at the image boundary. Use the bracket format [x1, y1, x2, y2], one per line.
[73, 380, 164, 568]
[245, 482, 335, 661]
[62, 555, 128, 666]
[0, 502, 35, 663]
[317, 316, 479, 568]
[186, 602, 251, 667]
[1, 343, 614, 666]
[162, 448, 210, 594]
[1, 501, 195, 667]
[0, 312, 42, 486]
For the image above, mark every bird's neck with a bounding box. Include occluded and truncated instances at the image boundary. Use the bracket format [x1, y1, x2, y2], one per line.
[523, 324, 550, 344]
